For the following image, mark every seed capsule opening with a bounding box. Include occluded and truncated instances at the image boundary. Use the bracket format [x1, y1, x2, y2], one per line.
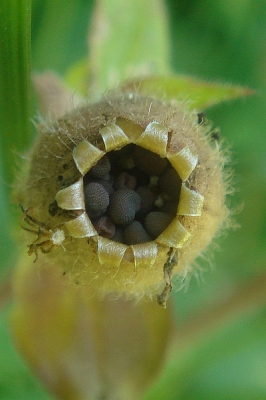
[83, 144, 182, 245]
[17, 93, 229, 299]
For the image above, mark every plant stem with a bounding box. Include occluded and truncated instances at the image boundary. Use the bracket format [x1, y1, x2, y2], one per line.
[0, 0, 32, 186]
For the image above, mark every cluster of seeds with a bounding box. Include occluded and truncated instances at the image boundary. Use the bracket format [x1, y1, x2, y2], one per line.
[83, 144, 182, 245]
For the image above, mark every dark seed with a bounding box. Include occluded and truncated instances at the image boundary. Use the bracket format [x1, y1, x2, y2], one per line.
[114, 172, 137, 190]
[112, 227, 125, 243]
[144, 211, 173, 238]
[89, 155, 111, 179]
[108, 188, 141, 225]
[93, 216, 115, 239]
[135, 186, 156, 218]
[124, 221, 152, 245]
[84, 182, 110, 217]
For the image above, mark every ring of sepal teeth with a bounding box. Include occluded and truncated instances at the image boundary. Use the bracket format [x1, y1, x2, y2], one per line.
[83, 144, 182, 245]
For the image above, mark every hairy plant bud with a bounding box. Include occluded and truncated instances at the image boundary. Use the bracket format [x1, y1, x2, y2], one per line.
[16, 92, 230, 304]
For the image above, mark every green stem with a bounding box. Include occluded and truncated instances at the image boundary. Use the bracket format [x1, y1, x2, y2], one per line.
[0, 0, 32, 186]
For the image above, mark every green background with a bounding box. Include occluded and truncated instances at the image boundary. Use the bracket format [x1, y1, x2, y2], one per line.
[0, 0, 266, 399]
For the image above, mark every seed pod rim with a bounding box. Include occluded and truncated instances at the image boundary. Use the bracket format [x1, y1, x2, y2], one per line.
[17, 91, 230, 300]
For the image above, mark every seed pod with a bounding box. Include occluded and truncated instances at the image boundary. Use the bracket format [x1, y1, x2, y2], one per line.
[16, 92, 230, 302]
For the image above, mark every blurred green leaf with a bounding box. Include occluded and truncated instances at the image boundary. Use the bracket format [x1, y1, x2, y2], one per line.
[32, 0, 91, 74]
[0, 0, 31, 186]
[88, 0, 170, 97]
[144, 309, 266, 400]
[65, 58, 89, 97]
[120, 74, 254, 110]
[0, 306, 51, 400]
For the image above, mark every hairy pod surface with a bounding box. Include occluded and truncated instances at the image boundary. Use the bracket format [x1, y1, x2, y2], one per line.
[16, 92, 229, 300]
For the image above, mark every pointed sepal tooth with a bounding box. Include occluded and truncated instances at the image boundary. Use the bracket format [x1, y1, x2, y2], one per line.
[167, 146, 198, 181]
[64, 212, 97, 238]
[135, 121, 168, 157]
[73, 140, 104, 176]
[177, 184, 204, 216]
[99, 123, 131, 151]
[55, 178, 85, 210]
[156, 217, 191, 248]
[131, 242, 158, 268]
[97, 237, 128, 266]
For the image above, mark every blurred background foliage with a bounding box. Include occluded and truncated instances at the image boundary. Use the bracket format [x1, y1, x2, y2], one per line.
[0, 0, 266, 399]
